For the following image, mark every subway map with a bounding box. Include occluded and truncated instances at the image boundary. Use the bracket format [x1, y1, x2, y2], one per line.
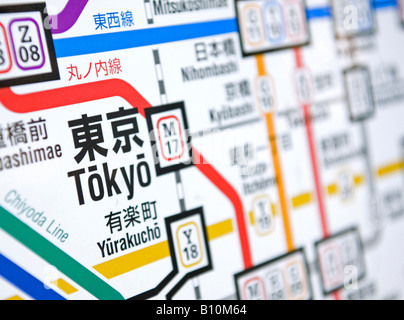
[0, 0, 404, 300]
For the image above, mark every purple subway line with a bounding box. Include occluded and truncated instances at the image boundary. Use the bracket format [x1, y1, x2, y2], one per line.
[49, 0, 89, 34]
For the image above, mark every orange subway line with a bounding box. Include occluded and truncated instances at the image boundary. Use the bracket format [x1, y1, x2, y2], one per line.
[256, 54, 294, 252]
[256, 54, 266, 77]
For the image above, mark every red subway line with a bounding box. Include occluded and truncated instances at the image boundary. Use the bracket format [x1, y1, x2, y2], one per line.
[293, 47, 339, 300]
[0, 80, 253, 270]
[293, 47, 330, 237]
[193, 149, 252, 269]
[302, 104, 330, 237]
[0, 79, 151, 116]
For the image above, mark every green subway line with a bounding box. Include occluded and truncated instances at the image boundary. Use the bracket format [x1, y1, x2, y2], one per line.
[0, 206, 124, 300]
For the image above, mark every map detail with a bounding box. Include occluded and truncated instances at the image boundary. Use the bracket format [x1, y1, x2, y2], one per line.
[0, 0, 404, 301]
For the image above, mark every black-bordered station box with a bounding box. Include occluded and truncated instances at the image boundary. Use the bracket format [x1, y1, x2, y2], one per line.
[315, 227, 366, 296]
[343, 65, 375, 122]
[145, 102, 193, 176]
[131, 207, 212, 300]
[0, 3, 59, 87]
[235, 0, 310, 57]
[331, 0, 376, 39]
[234, 248, 312, 300]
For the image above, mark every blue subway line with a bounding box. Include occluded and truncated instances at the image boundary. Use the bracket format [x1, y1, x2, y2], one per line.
[53, 2, 398, 58]
[54, 18, 238, 58]
[0, 253, 65, 300]
[306, 6, 332, 19]
[373, 0, 397, 9]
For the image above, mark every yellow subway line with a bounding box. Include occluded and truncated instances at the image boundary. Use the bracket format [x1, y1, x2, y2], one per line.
[353, 174, 365, 186]
[51, 278, 78, 295]
[291, 192, 313, 209]
[326, 174, 365, 196]
[207, 218, 233, 241]
[98, 161, 394, 280]
[327, 183, 338, 196]
[377, 161, 404, 177]
[249, 211, 254, 225]
[93, 240, 170, 279]
[93, 218, 234, 279]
